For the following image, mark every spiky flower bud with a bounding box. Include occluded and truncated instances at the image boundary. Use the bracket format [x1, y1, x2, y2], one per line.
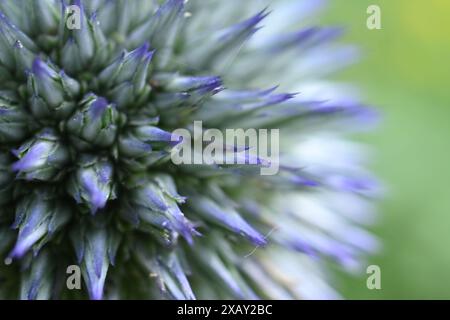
[66, 94, 119, 149]
[28, 58, 80, 120]
[68, 155, 115, 214]
[12, 129, 70, 181]
[120, 174, 197, 245]
[0, 0, 380, 300]
[0, 90, 31, 144]
[9, 189, 71, 259]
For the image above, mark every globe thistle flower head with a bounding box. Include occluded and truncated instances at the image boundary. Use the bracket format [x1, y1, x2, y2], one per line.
[0, 0, 380, 300]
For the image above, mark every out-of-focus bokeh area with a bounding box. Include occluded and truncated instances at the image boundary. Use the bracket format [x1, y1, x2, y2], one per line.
[321, 0, 450, 299]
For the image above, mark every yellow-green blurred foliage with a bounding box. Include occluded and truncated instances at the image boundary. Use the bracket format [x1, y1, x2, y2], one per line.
[323, 0, 450, 299]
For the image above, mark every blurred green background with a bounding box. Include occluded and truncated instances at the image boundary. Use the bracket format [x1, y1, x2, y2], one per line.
[322, 0, 450, 299]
